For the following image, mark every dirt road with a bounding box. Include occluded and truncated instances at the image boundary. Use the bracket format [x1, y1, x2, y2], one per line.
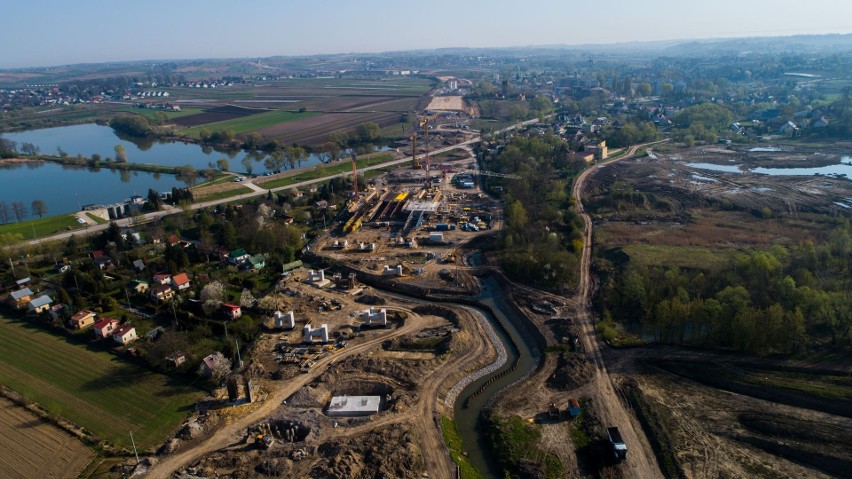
[573, 143, 667, 479]
[145, 314, 424, 479]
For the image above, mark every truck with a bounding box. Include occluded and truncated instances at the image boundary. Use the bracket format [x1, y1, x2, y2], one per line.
[607, 427, 627, 461]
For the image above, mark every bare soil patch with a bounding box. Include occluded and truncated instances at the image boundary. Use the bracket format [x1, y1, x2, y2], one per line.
[427, 96, 465, 111]
[0, 397, 94, 479]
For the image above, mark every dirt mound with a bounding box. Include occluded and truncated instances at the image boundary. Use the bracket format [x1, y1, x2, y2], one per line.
[355, 294, 386, 305]
[309, 425, 422, 479]
[288, 384, 330, 408]
[547, 352, 594, 390]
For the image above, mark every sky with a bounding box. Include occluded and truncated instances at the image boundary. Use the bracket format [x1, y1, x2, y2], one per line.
[2, 0, 851, 69]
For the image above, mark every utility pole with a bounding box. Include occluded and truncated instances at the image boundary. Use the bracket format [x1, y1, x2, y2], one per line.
[235, 338, 243, 368]
[129, 431, 140, 465]
[8, 258, 15, 277]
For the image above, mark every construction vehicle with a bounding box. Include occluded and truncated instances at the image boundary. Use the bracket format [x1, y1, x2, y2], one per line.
[256, 423, 275, 449]
[607, 427, 628, 461]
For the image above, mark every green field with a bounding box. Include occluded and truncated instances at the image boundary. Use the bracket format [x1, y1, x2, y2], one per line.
[620, 244, 741, 270]
[180, 110, 320, 138]
[441, 416, 483, 479]
[0, 315, 204, 450]
[256, 153, 396, 189]
[0, 214, 82, 242]
[195, 185, 254, 202]
[120, 107, 203, 120]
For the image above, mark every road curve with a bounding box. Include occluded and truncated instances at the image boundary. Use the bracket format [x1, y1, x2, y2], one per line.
[573, 142, 668, 479]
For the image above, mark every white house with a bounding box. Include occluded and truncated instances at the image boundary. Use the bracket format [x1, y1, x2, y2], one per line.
[28, 295, 53, 314]
[112, 325, 138, 345]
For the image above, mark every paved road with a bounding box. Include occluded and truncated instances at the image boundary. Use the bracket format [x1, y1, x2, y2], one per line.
[21, 119, 539, 248]
[573, 141, 669, 479]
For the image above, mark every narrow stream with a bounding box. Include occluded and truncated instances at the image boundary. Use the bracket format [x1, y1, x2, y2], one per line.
[452, 276, 541, 478]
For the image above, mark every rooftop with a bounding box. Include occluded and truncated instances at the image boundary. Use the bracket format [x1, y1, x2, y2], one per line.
[327, 395, 381, 416]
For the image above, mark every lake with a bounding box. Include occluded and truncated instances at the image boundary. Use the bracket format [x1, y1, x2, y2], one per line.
[0, 161, 182, 217]
[3, 123, 328, 173]
[0, 123, 334, 217]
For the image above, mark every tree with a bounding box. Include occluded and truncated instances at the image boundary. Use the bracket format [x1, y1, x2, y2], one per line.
[114, 144, 127, 163]
[200, 281, 225, 316]
[355, 122, 380, 144]
[31, 200, 47, 218]
[216, 157, 230, 172]
[323, 141, 341, 162]
[241, 155, 254, 175]
[11, 201, 27, 222]
[240, 289, 256, 308]
[0, 202, 8, 224]
[198, 351, 231, 383]
[20, 142, 39, 156]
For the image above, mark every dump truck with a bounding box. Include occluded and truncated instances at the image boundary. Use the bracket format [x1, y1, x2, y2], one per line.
[607, 426, 628, 461]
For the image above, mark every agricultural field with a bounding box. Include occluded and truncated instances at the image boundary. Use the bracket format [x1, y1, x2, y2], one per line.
[0, 315, 204, 450]
[0, 396, 94, 479]
[162, 77, 433, 145]
[179, 109, 319, 138]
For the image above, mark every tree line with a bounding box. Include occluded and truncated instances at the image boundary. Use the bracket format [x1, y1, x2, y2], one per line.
[599, 223, 852, 352]
[0, 200, 47, 224]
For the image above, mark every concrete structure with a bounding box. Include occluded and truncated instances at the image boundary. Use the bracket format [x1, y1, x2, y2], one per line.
[429, 232, 444, 243]
[306, 269, 331, 287]
[362, 307, 387, 327]
[274, 310, 295, 329]
[383, 265, 404, 276]
[326, 395, 381, 417]
[303, 323, 330, 343]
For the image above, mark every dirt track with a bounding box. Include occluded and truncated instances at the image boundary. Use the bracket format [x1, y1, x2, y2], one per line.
[144, 312, 425, 479]
[572, 143, 668, 479]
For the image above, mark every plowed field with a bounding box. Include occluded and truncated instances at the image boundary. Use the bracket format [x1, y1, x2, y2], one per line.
[0, 397, 93, 479]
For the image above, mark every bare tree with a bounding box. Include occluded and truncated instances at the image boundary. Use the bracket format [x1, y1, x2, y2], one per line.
[0, 202, 9, 224]
[31, 200, 47, 218]
[11, 201, 27, 222]
[239, 289, 256, 308]
[114, 144, 127, 163]
[200, 281, 225, 316]
[198, 351, 232, 382]
[241, 155, 254, 175]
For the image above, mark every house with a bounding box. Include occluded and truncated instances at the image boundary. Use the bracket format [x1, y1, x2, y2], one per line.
[246, 254, 266, 271]
[56, 264, 71, 273]
[812, 117, 830, 128]
[132, 259, 145, 272]
[92, 250, 113, 270]
[151, 284, 175, 302]
[93, 318, 119, 338]
[28, 295, 53, 314]
[571, 151, 596, 163]
[112, 325, 138, 345]
[69, 310, 97, 330]
[7, 287, 34, 309]
[171, 273, 191, 291]
[165, 351, 187, 368]
[128, 279, 149, 295]
[222, 303, 242, 320]
[585, 140, 608, 160]
[49, 304, 66, 321]
[166, 234, 181, 246]
[228, 249, 250, 265]
[200, 353, 221, 377]
[15, 277, 31, 288]
[152, 273, 171, 285]
[779, 121, 799, 134]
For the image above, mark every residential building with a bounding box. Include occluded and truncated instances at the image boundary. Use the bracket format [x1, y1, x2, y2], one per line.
[228, 249, 250, 265]
[151, 284, 175, 302]
[112, 325, 138, 345]
[171, 273, 191, 291]
[93, 318, 119, 338]
[7, 288, 34, 309]
[222, 303, 242, 320]
[69, 310, 97, 330]
[152, 273, 171, 285]
[28, 295, 53, 314]
[128, 280, 149, 295]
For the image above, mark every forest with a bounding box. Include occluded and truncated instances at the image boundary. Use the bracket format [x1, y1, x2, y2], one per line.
[598, 223, 852, 352]
[480, 133, 586, 289]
